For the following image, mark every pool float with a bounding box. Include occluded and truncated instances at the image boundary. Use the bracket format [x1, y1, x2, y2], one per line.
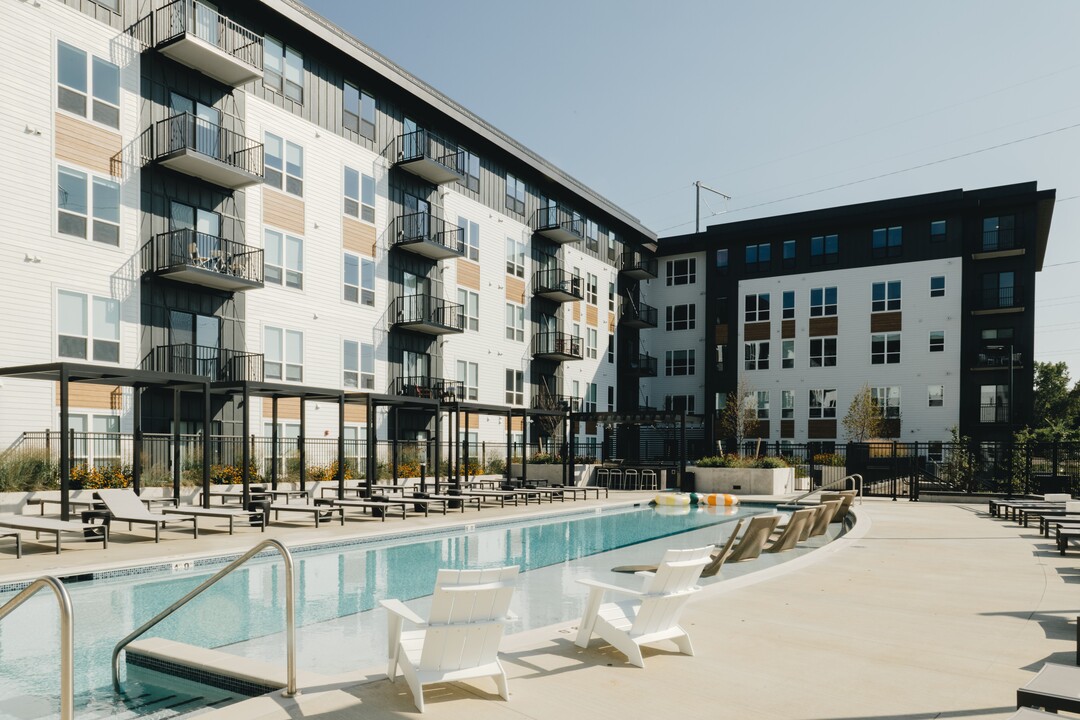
[697, 493, 740, 507]
[653, 493, 692, 507]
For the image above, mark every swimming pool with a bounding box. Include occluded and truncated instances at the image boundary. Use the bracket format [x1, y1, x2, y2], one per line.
[0, 503, 768, 718]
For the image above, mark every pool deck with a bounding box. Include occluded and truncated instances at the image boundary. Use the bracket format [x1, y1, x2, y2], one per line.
[4, 495, 1076, 719]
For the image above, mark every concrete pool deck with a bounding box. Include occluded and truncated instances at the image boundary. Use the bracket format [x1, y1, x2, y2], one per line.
[3, 495, 1074, 718]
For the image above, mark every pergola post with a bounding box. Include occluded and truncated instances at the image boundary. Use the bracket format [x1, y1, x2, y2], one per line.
[391, 405, 399, 486]
[202, 382, 211, 508]
[505, 409, 512, 484]
[132, 386, 142, 496]
[521, 414, 528, 485]
[679, 410, 688, 491]
[464, 411, 471, 486]
[562, 413, 571, 486]
[271, 397, 279, 490]
[241, 384, 251, 508]
[567, 412, 576, 488]
[337, 393, 345, 500]
[433, 406, 441, 493]
[451, 408, 458, 488]
[365, 395, 375, 496]
[172, 388, 181, 502]
[59, 366, 70, 521]
[298, 399, 306, 492]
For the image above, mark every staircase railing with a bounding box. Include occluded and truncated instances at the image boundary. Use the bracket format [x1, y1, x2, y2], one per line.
[788, 473, 863, 506]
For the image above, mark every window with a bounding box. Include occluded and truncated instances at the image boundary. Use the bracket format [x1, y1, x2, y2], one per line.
[665, 349, 696, 376]
[586, 383, 598, 413]
[929, 330, 945, 353]
[715, 344, 726, 371]
[871, 333, 901, 364]
[744, 293, 770, 322]
[871, 281, 901, 312]
[264, 134, 303, 196]
[756, 391, 770, 420]
[782, 339, 795, 369]
[744, 341, 769, 370]
[982, 272, 1017, 308]
[982, 328, 1014, 342]
[264, 37, 303, 103]
[608, 282, 616, 313]
[458, 216, 480, 261]
[782, 240, 796, 268]
[607, 334, 615, 363]
[809, 389, 837, 419]
[343, 340, 374, 389]
[265, 229, 303, 289]
[930, 220, 947, 243]
[930, 275, 945, 298]
[585, 220, 599, 252]
[782, 390, 794, 419]
[343, 254, 374, 306]
[928, 385, 944, 408]
[607, 232, 617, 261]
[342, 82, 375, 140]
[745, 242, 770, 272]
[980, 384, 1009, 422]
[57, 166, 119, 245]
[505, 238, 525, 277]
[782, 291, 795, 320]
[57, 42, 119, 129]
[809, 337, 837, 367]
[810, 234, 838, 265]
[505, 369, 524, 405]
[457, 289, 479, 331]
[457, 361, 479, 401]
[461, 149, 480, 193]
[505, 173, 526, 215]
[607, 385, 615, 412]
[982, 215, 1015, 251]
[586, 273, 598, 305]
[505, 303, 524, 341]
[716, 248, 729, 273]
[343, 167, 375, 223]
[871, 387, 901, 419]
[809, 287, 837, 317]
[666, 258, 696, 286]
[666, 304, 696, 331]
[586, 328, 598, 359]
[665, 395, 696, 414]
[57, 291, 118, 362]
[265, 327, 303, 382]
[872, 226, 902, 258]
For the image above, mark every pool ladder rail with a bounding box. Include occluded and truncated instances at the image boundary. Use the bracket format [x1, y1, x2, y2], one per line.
[111, 538, 298, 698]
[779, 473, 863, 511]
[0, 576, 75, 720]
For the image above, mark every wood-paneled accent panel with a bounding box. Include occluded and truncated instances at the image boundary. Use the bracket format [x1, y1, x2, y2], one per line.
[510, 415, 523, 432]
[505, 276, 525, 302]
[715, 324, 729, 344]
[573, 303, 580, 321]
[808, 317, 838, 337]
[457, 412, 479, 429]
[608, 312, 615, 328]
[263, 189, 305, 235]
[586, 305, 598, 327]
[457, 259, 480, 290]
[55, 113, 121, 176]
[880, 419, 901, 438]
[344, 404, 368, 424]
[870, 312, 902, 333]
[343, 217, 376, 257]
[262, 397, 301, 420]
[782, 320, 796, 339]
[808, 419, 837, 439]
[780, 420, 794, 439]
[55, 383, 121, 410]
[749, 421, 769, 438]
[585, 420, 598, 434]
[743, 322, 770, 342]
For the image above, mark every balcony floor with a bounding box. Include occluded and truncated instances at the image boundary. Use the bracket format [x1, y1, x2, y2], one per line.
[534, 226, 582, 245]
[159, 149, 263, 189]
[154, 264, 263, 292]
[395, 156, 463, 185]
[393, 238, 463, 261]
[157, 33, 262, 87]
[391, 319, 464, 336]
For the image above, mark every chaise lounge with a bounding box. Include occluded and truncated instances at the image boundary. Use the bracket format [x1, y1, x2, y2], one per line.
[94, 489, 198, 542]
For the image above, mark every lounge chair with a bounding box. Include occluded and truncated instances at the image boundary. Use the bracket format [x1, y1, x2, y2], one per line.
[575, 546, 711, 668]
[726, 514, 782, 562]
[381, 566, 519, 712]
[612, 519, 743, 578]
[94, 489, 197, 542]
[0, 515, 108, 554]
[168, 505, 266, 533]
[808, 500, 842, 537]
[765, 508, 816, 553]
[1017, 663, 1080, 714]
[820, 490, 857, 521]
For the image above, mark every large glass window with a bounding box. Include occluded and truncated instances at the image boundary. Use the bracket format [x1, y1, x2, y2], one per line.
[457, 289, 479, 331]
[666, 258, 696, 286]
[462, 149, 480, 192]
[505, 369, 524, 405]
[871, 333, 901, 364]
[745, 293, 770, 322]
[809, 389, 837, 419]
[982, 216, 1015, 251]
[928, 385, 944, 407]
[666, 304, 696, 331]
[810, 234, 838, 265]
[782, 390, 794, 419]
[871, 281, 901, 312]
[57, 166, 119, 245]
[872, 386, 901, 419]
[57, 42, 119, 129]
[756, 391, 770, 420]
[782, 239, 796, 268]
[265, 327, 303, 381]
[744, 341, 768, 371]
[265, 37, 304, 103]
[666, 349, 696, 376]
[930, 275, 946, 298]
[457, 361, 479, 401]
[745, 242, 770, 272]
[265, 229, 303, 289]
[505, 303, 524, 341]
[343, 167, 375, 223]
[872, 226, 902, 258]
[929, 330, 945, 353]
[810, 287, 837, 317]
[505, 173, 526, 215]
[505, 238, 525, 277]
[586, 273, 598, 305]
[782, 291, 795, 320]
[810, 337, 837, 367]
[587, 328, 598, 359]
[342, 82, 376, 140]
[782, 339, 795, 369]
[57, 291, 118, 362]
[457, 216, 479, 261]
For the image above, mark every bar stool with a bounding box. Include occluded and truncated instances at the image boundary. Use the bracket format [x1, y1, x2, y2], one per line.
[608, 468, 623, 490]
[595, 467, 610, 488]
[624, 469, 639, 490]
[641, 469, 658, 491]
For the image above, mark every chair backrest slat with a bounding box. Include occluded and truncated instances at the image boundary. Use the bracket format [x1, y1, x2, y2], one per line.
[96, 489, 151, 519]
[629, 549, 709, 637]
[727, 514, 781, 562]
[418, 566, 518, 672]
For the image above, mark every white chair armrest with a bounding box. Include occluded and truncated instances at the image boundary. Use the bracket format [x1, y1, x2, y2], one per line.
[380, 599, 426, 626]
[576, 578, 645, 597]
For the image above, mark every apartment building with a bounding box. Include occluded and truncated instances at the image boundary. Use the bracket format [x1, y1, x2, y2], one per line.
[642, 183, 1055, 450]
[0, 0, 656, 455]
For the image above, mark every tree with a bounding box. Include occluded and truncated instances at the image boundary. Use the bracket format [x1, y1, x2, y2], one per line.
[842, 384, 883, 443]
[1033, 361, 1080, 434]
[717, 378, 759, 452]
[941, 425, 976, 492]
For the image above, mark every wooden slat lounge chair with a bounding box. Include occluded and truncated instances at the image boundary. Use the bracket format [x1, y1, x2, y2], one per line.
[94, 490, 197, 542]
[611, 519, 742, 578]
[726, 514, 782, 562]
[765, 508, 816, 553]
[0, 515, 108, 554]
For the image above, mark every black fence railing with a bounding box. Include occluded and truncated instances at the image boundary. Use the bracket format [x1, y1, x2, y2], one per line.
[981, 228, 1017, 252]
[390, 212, 465, 254]
[974, 351, 1022, 369]
[532, 394, 580, 412]
[141, 344, 264, 382]
[531, 206, 585, 239]
[390, 294, 465, 331]
[392, 129, 464, 173]
[147, 112, 264, 176]
[388, 376, 465, 401]
[979, 403, 1011, 423]
[619, 251, 658, 277]
[141, 229, 264, 285]
[979, 286, 1022, 310]
[150, 0, 263, 70]
[532, 332, 583, 359]
[620, 301, 658, 327]
[533, 268, 583, 298]
[626, 353, 657, 376]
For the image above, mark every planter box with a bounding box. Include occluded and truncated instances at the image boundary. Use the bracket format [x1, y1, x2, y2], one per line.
[691, 466, 795, 495]
[510, 464, 594, 486]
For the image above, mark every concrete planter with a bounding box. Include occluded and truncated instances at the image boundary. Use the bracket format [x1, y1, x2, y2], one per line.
[691, 466, 795, 495]
[510, 464, 594, 486]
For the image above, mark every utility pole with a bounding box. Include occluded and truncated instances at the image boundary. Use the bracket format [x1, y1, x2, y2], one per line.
[695, 181, 731, 233]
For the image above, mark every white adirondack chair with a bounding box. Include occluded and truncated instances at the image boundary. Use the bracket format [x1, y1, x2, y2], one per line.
[381, 566, 519, 712]
[575, 546, 712, 668]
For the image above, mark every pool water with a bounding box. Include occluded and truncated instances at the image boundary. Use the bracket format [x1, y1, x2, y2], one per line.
[0, 503, 763, 717]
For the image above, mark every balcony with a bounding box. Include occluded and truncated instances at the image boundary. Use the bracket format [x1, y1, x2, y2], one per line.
[619, 251, 658, 280]
[142, 344, 264, 382]
[391, 129, 464, 185]
[973, 350, 1023, 371]
[532, 332, 583, 361]
[390, 212, 465, 260]
[619, 301, 658, 329]
[531, 207, 584, 245]
[145, 0, 263, 86]
[141, 229, 263, 292]
[389, 294, 465, 336]
[979, 403, 1010, 424]
[974, 286, 1024, 314]
[148, 113, 263, 189]
[981, 228, 1018, 253]
[533, 268, 583, 303]
[532, 393, 581, 412]
[624, 353, 658, 377]
[389, 376, 465, 401]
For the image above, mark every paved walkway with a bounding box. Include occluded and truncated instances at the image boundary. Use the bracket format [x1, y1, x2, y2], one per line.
[194, 498, 1078, 720]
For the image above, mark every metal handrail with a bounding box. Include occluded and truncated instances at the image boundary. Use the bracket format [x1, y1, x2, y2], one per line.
[789, 473, 863, 506]
[111, 538, 297, 697]
[0, 576, 74, 720]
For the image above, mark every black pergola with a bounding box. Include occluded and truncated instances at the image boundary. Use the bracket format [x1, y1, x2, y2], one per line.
[569, 409, 699, 488]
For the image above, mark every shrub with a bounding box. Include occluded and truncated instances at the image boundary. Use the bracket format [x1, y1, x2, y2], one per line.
[308, 461, 355, 483]
[485, 456, 506, 476]
[812, 453, 845, 467]
[0, 449, 58, 492]
[209, 464, 262, 485]
[753, 456, 788, 469]
[70, 464, 131, 490]
[696, 454, 787, 469]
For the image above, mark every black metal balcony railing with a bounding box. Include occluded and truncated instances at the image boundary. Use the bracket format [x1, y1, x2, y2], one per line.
[141, 229, 264, 286]
[619, 251, 658, 279]
[980, 286, 1023, 310]
[142, 344, 264, 382]
[981, 228, 1018, 252]
[532, 331, 583, 360]
[392, 129, 465, 178]
[391, 212, 465, 255]
[620, 301, 658, 327]
[974, 351, 1023, 369]
[626, 353, 658, 376]
[532, 394, 581, 412]
[531, 207, 585, 242]
[152, 0, 264, 71]
[389, 376, 465, 401]
[533, 268, 584, 300]
[980, 403, 1011, 424]
[147, 112, 264, 175]
[390, 295, 465, 332]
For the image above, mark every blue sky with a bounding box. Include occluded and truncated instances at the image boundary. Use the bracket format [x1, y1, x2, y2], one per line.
[304, 0, 1080, 373]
